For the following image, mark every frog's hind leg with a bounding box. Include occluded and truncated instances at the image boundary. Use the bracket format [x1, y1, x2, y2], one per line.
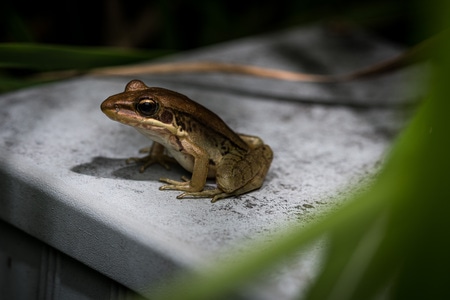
[178, 145, 273, 202]
[177, 144, 273, 202]
[214, 144, 273, 201]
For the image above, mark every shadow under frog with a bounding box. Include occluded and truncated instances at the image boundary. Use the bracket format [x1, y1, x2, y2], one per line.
[71, 156, 189, 182]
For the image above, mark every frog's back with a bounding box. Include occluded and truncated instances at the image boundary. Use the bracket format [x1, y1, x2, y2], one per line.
[150, 87, 248, 150]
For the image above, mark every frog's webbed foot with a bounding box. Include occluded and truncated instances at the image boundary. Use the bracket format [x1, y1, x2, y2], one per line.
[159, 176, 232, 203]
[127, 144, 175, 173]
[178, 189, 233, 203]
[159, 176, 192, 191]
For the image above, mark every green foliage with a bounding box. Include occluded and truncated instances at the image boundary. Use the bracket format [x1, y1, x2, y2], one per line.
[0, 43, 168, 71]
[0, 43, 170, 92]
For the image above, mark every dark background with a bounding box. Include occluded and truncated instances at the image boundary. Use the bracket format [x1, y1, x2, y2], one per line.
[0, 0, 433, 51]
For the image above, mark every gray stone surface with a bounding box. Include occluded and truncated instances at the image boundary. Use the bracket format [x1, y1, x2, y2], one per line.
[0, 24, 420, 298]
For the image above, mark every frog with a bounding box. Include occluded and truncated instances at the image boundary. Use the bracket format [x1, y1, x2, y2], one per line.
[101, 80, 273, 202]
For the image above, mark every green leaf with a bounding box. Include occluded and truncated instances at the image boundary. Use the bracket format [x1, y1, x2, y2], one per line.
[0, 43, 171, 71]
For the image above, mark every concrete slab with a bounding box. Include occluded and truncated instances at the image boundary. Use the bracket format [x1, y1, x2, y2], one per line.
[0, 24, 419, 298]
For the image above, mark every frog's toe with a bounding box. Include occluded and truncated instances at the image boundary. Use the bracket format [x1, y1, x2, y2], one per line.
[211, 192, 231, 203]
[175, 188, 231, 202]
[159, 177, 190, 186]
[176, 192, 186, 199]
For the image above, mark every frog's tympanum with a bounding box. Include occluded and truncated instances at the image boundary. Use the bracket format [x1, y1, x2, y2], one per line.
[101, 80, 273, 202]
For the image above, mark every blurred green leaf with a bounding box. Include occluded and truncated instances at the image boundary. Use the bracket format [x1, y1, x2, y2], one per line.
[0, 43, 172, 93]
[0, 43, 171, 71]
[0, 74, 53, 92]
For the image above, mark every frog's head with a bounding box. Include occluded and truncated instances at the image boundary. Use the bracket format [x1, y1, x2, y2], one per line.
[101, 80, 244, 147]
[101, 80, 184, 136]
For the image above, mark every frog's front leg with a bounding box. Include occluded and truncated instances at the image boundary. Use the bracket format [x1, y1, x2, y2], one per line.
[127, 142, 176, 172]
[159, 144, 209, 194]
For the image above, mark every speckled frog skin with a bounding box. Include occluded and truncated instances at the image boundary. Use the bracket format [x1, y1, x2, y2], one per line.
[101, 80, 273, 202]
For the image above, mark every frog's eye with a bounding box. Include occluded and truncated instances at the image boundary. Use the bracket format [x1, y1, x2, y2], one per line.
[137, 97, 159, 116]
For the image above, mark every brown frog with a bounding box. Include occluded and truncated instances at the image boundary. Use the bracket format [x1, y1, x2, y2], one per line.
[101, 80, 273, 202]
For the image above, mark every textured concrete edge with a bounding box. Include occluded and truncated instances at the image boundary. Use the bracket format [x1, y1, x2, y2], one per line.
[0, 156, 189, 295]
